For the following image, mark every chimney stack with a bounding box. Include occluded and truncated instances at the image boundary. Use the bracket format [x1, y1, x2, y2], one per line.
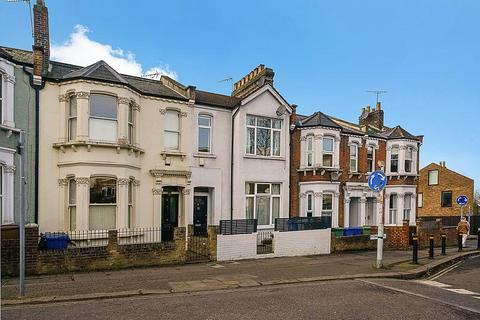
[33, 0, 50, 84]
[359, 102, 384, 130]
[231, 64, 274, 98]
[376, 101, 381, 111]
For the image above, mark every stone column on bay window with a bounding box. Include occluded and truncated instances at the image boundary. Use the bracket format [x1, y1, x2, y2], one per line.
[117, 97, 129, 145]
[343, 197, 350, 228]
[332, 192, 339, 228]
[75, 92, 90, 142]
[359, 197, 367, 227]
[315, 192, 322, 217]
[179, 111, 188, 152]
[2, 165, 15, 224]
[334, 136, 341, 168]
[412, 148, 418, 174]
[410, 193, 417, 226]
[58, 178, 68, 230]
[58, 94, 68, 143]
[384, 193, 391, 225]
[300, 136, 307, 168]
[386, 147, 391, 174]
[299, 193, 306, 217]
[397, 194, 405, 226]
[133, 102, 141, 147]
[398, 146, 406, 174]
[152, 188, 162, 227]
[117, 178, 130, 229]
[314, 134, 323, 167]
[75, 177, 90, 230]
[3, 73, 15, 128]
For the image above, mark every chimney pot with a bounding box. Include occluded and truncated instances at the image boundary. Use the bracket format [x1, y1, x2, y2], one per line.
[367, 106, 371, 113]
[376, 102, 381, 111]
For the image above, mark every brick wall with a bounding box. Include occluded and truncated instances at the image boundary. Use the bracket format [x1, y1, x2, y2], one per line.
[418, 163, 474, 217]
[331, 234, 376, 252]
[1, 226, 188, 277]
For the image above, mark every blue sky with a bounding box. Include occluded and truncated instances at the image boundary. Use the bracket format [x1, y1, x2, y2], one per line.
[1, 0, 479, 189]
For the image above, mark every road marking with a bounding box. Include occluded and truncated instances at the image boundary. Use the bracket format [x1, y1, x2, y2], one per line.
[359, 280, 480, 315]
[415, 280, 451, 288]
[445, 288, 479, 295]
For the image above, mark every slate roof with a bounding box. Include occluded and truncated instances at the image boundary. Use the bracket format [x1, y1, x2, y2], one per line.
[195, 90, 240, 109]
[297, 112, 342, 129]
[0, 46, 33, 65]
[382, 125, 419, 140]
[62, 60, 129, 84]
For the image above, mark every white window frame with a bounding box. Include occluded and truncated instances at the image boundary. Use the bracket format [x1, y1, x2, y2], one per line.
[367, 145, 375, 172]
[306, 135, 314, 167]
[306, 192, 314, 217]
[0, 165, 3, 223]
[245, 182, 281, 226]
[89, 176, 117, 230]
[322, 136, 334, 168]
[403, 194, 412, 221]
[388, 194, 397, 225]
[68, 177, 76, 230]
[128, 179, 134, 228]
[245, 115, 282, 157]
[390, 146, 399, 173]
[128, 103, 135, 145]
[198, 114, 212, 153]
[322, 193, 333, 217]
[164, 110, 181, 150]
[405, 147, 413, 173]
[89, 93, 118, 143]
[0, 73, 3, 125]
[428, 170, 438, 185]
[67, 94, 77, 142]
[349, 143, 358, 172]
[417, 193, 423, 208]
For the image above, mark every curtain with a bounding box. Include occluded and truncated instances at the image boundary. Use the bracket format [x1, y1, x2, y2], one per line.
[89, 205, 116, 230]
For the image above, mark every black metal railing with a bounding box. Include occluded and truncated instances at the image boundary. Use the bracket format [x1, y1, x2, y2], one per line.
[274, 216, 332, 232]
[257, 230, 274, 254]
[117, 227, 162, 245]
[220, 219, 257, 235]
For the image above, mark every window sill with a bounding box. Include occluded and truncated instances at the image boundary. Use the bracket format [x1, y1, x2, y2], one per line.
[257, 225, 275, 230]
[193, 153, 217, 159]
[243, 154, 285, 161]
[161, 150, 186, 160]
[0, 124, 21, 134]
[298, 166, 341, 172]
[53, 141, 144, 154]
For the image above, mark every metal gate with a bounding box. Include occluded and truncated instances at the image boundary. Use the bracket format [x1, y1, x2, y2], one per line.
[186, 234, 209, 263]
[257, 230, 273, 254]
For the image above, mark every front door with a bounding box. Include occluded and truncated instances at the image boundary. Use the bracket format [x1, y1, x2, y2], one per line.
[349, 198, 360, 227]
[193, 196, 208, 236]
[162, 194, 179, 241]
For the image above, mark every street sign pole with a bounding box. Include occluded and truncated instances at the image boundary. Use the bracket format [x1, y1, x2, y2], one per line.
[368, 165, 387, 269]
[376, 170, 385, 269]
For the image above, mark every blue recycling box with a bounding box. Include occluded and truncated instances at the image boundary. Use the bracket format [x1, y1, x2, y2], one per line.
[343, 227, 363, 236]
[43, 233, 70, 250]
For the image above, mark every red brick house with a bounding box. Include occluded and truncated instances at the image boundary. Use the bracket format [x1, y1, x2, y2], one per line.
[290, 102, 423, 228]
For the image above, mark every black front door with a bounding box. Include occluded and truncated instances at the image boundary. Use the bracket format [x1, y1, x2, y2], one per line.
[162, 194, 178, 241]
[193, 196, 208, 236]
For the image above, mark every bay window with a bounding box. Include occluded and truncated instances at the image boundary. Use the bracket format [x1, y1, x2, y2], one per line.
[89, 177, 116, 230]
[390, 146, 399, 173]
[245, 182, 281, 225]
[0, 74, 3, 124]
[367, 146, 374, 172]
[306, 192, 314, 217]
[198, 114, 212, 153]
[68, 94, 77, 141]
[388, 194, 397, 225]
[164, 110, 180, 150]
[405, 147, 413, 173]
[89, 94, 118, 142]
[322, 137, 334, 167]
[127, 102, 135, 145]
[322, 193, 333, 217]
[349, 144, 358, 172]
[68, 178, 76, 230]
[246, 115, 281, 157]
[306, 136, 314, 167]
[403, 194, 412, 221]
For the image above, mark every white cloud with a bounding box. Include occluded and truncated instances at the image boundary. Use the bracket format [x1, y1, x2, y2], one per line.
[51, 25, 177, 80]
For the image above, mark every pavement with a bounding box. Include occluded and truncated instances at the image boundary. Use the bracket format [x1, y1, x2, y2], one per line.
[3, 255, 480, 320]
[1, 240, 478, 307]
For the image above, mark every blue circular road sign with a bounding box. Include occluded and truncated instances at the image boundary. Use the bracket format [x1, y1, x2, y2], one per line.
[368, 170, 387, 192]
[456, 195, 468, 206]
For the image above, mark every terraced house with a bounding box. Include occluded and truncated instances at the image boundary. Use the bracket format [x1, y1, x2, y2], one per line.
[25, 1, 291, 236]
[290, 102, 423, 228]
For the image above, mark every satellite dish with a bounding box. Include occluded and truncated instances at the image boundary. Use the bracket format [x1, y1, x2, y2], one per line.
[276, 105, 287, 116]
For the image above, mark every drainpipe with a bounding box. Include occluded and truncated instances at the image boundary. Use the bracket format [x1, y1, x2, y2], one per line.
[230, 107, 240, 233]
[34, 87, 39, 223]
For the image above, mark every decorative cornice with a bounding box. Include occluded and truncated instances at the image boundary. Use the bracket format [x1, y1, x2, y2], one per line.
[299, 193, 306, 198]
[75, 177, 90, 184]
[314, 134, 323, 140]
[300, 136, 307, 141]
[118, 178, 130, 185]
[75, 91, 90, 99]
[58, 94, 68, 102]
[182, 188, 191, 195]
[314, 192, 322, 198]
[118, 97, 130, 105]
[58, 178, 69, 186]
[159, 108, 167, 115]
[133, 179, 140, 186]
[180, 111, 188, 117]
[3, 165, 16, 173]
[152, 188, 163, 195]
[4, 74, 15, 84]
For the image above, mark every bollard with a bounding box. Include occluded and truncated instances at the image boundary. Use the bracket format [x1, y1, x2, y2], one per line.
[412, 234, 418, 264]
[458, 233, 463, 251]
[429, 234, 434, 259]
[441, 234, 446, 255]
[477, 228, 480, 250]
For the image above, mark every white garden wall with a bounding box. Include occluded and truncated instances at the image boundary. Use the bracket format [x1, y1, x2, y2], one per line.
[273, 229, 331, 257]
[217, 233, 257, 261]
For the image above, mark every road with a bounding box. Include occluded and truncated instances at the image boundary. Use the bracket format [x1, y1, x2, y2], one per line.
[3, 256, 480, 320]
